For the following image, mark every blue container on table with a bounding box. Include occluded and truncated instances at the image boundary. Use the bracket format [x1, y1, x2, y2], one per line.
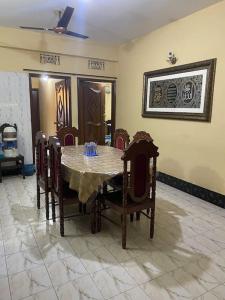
[84, 142, 98, 157]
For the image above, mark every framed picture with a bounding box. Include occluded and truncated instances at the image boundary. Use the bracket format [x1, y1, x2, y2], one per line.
[142, 59, 216, 121]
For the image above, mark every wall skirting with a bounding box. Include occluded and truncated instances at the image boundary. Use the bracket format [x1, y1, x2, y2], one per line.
[157, 172, 225, 208]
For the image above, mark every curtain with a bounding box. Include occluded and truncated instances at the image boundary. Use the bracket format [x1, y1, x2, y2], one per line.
[0, 72, 33, 164]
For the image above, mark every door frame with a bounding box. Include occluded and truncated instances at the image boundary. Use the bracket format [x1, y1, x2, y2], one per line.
[77, 77, 116, 145]
[29, 73, 72, 160]
[29, 73, 72, 128]
[30, 88, 40, 163]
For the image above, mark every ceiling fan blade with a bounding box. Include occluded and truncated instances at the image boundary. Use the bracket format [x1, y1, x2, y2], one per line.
[64, 30, 89, 39]
[57, 6, 74, 28]
[20, 26, 46, 30]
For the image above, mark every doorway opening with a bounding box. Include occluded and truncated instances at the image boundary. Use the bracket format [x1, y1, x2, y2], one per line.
[29, 73, 72, 161]
[77, 78, 116, 146]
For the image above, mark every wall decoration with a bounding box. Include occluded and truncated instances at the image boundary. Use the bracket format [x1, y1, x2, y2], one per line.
[142, 59, 216, 121]
[40, 53, 60, 65]
[167, 51, 177, 65]
[88, 59, 105, 71]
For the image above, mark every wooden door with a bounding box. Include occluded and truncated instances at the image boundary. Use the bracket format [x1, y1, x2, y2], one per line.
[78, 81, 105, 145]
[55, 79, 71, 132]
[30, 89, 40, 162]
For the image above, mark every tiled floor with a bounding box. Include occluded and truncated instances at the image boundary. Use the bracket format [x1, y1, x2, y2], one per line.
[0, 176, 225, 300]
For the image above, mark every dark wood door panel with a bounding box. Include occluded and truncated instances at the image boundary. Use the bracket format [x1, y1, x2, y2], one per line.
[78, 78, 116, 146]
[79, 81, 105, 145]
[55, 79, 72, 132]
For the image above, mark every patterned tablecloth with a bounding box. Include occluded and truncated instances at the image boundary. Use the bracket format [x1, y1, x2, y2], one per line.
[61, 145, 124, 203]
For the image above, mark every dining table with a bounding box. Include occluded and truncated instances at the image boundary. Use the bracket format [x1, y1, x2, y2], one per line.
[61, 145, 124, 204]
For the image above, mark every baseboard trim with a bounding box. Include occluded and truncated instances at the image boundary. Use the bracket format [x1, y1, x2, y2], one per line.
[157, 172, 225, 208]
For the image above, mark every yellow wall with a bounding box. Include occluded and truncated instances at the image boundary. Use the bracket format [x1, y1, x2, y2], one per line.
[31, 77, 39, 89]
[38, 78, 60, 137]
[0, 27, 118, 129]
[117, 1, 225, 195]
[105, 83, 112, 121]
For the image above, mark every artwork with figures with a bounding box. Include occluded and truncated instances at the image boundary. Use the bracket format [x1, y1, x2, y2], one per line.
[142, 59, 216, 121]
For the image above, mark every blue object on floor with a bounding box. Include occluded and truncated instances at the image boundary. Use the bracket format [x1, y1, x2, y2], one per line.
[23, 164, 35, 176]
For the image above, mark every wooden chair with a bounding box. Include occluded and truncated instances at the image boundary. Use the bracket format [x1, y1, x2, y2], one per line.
[98, 138, 159, 249]
[57, 126, 86, 215]
[133, 131, 153, 142]
[35, 131, 51, 220]
[114, 128, 130, 150]
[133, 131, 154, 219]
[57, 126, 79, 146]
[109, 128, 130, 191]
[49, 136, 79, 236]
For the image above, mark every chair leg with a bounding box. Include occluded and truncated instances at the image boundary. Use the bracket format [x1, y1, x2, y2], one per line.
[122, 213, 127, 249]
[150, 208, 155, 239]
[59, 198, 64, 236]
[130, 213, 134, 222]
[146, 208, 150, 215]
[45, 192, 49, 220]
[37, 184, 40, 209]
[91, 199, 97, 234]
[97, 198, 101, 232]
[79, 202, 87, 215]
[136, 212, 140, 221]
[52, 191, 56, 222]
[83, 204, 87, 215]
[79, 202, 82, 213]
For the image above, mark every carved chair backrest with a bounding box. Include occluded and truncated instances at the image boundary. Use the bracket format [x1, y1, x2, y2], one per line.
[133, 131, 153, 142]
[114, 128, 130, 151]
[57, 127, 79, 146]
[35, 131, 48, 182]
[122, 139, 159, 204]
[49, 136, 62, 196]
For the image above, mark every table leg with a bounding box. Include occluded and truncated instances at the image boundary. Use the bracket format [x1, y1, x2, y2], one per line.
[90, 191, 98, 234]
[91, 200, 96, 234]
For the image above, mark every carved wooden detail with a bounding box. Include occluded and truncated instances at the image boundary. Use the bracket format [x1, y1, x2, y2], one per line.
[133, 131, 153, 142]
[57, 126, 79, 146]
[113, 128, 130, 150]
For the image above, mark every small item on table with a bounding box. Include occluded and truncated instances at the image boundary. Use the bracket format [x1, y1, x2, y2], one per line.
[84, 142, 98, 156]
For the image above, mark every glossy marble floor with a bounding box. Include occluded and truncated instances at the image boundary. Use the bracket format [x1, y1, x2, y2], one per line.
[0, 176, 225, 300]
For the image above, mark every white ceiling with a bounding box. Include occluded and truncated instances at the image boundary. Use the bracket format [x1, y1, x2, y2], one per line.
[0, 0, 222, 44]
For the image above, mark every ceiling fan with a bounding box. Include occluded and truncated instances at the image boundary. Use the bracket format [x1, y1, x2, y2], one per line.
[20, 6, 88, 39]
